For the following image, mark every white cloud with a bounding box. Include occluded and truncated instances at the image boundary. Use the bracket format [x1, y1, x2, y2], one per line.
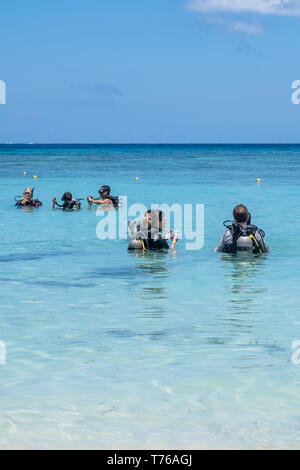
[187, 0, 300, 16]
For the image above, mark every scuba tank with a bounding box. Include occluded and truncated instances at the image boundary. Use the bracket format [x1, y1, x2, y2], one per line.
[128, 219, 145, 250]
[236, 234, 254, 252]
[128, 239, 144, 250]
[222, 220, 266, 254]
[64, 199, 82, 210]
[72, 199, 82, 210]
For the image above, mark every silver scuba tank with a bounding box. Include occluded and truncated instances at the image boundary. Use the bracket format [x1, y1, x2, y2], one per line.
[236, 235, 253, 252]
[128, 239, 144, 250]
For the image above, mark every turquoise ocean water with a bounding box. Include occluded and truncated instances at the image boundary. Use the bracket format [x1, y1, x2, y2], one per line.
[0, 144, 300, 449]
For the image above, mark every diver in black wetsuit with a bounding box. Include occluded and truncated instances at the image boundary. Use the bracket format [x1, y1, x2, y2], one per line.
[15, 188, 42, 208]
[128, 210, 178, 251]
[52, 192, 81, 210]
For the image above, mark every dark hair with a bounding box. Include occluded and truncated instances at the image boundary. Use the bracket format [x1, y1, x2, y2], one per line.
[99, 185, 111, 196]
[148, 210, 165, 231]
[233, 204, 249, 223]
[145, 209, 163, 219]
[62, 192, 72, 202]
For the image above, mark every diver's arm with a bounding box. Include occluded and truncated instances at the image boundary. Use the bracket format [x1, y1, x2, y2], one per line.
[87, 196, 108, 205]
[20, 197, 32, 205]
[15, 199, 25, 206]
[52, 197, 63, 209]
[215, 230, 232, 252]
[87, 196, 101, 205]
[170, 233, 179, 250]
[92, 199, 106, 205]
[165, 230, 178, 249]
[165, 230, 173, 240]
[215, 234, 226, 252]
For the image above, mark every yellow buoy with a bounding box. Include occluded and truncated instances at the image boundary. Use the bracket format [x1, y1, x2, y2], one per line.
[136, 177, 139, 181]
[33, 175, 38, 180]
[256, 178, 261, 183]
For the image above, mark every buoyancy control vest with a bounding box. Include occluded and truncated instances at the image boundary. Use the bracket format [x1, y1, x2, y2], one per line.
[222, 222, 267, 254]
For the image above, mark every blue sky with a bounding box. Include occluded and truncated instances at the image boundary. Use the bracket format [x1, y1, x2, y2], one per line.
[1, 0, 300, 143]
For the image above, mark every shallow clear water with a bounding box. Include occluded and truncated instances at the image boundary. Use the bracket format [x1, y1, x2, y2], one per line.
[0, 144, 300, 449]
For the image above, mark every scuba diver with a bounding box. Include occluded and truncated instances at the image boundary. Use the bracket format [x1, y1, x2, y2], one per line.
[52, 192, 82, 210]
[87, 185, 119, 207]
[128, 209, 178, 251]
[15, 188, 42, 207]
[215, 204, 269, 254]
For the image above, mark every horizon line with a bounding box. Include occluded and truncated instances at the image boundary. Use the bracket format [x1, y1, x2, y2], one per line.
[1, 142, 300, 146]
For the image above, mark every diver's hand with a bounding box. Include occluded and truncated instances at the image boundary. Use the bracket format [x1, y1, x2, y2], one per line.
[87, 196, 93, 204]
[170, 233, 179, 250]
[165, 230, 173, 240]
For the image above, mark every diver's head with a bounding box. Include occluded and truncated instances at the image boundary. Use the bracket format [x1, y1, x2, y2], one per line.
[147, 210, 166, 232]
[99, 185, 111, 198]
[233, 204, 250, 225]
[62, 192, 73, 203]
[23, 188, 33, 200]
[143, 210, 152, 228]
